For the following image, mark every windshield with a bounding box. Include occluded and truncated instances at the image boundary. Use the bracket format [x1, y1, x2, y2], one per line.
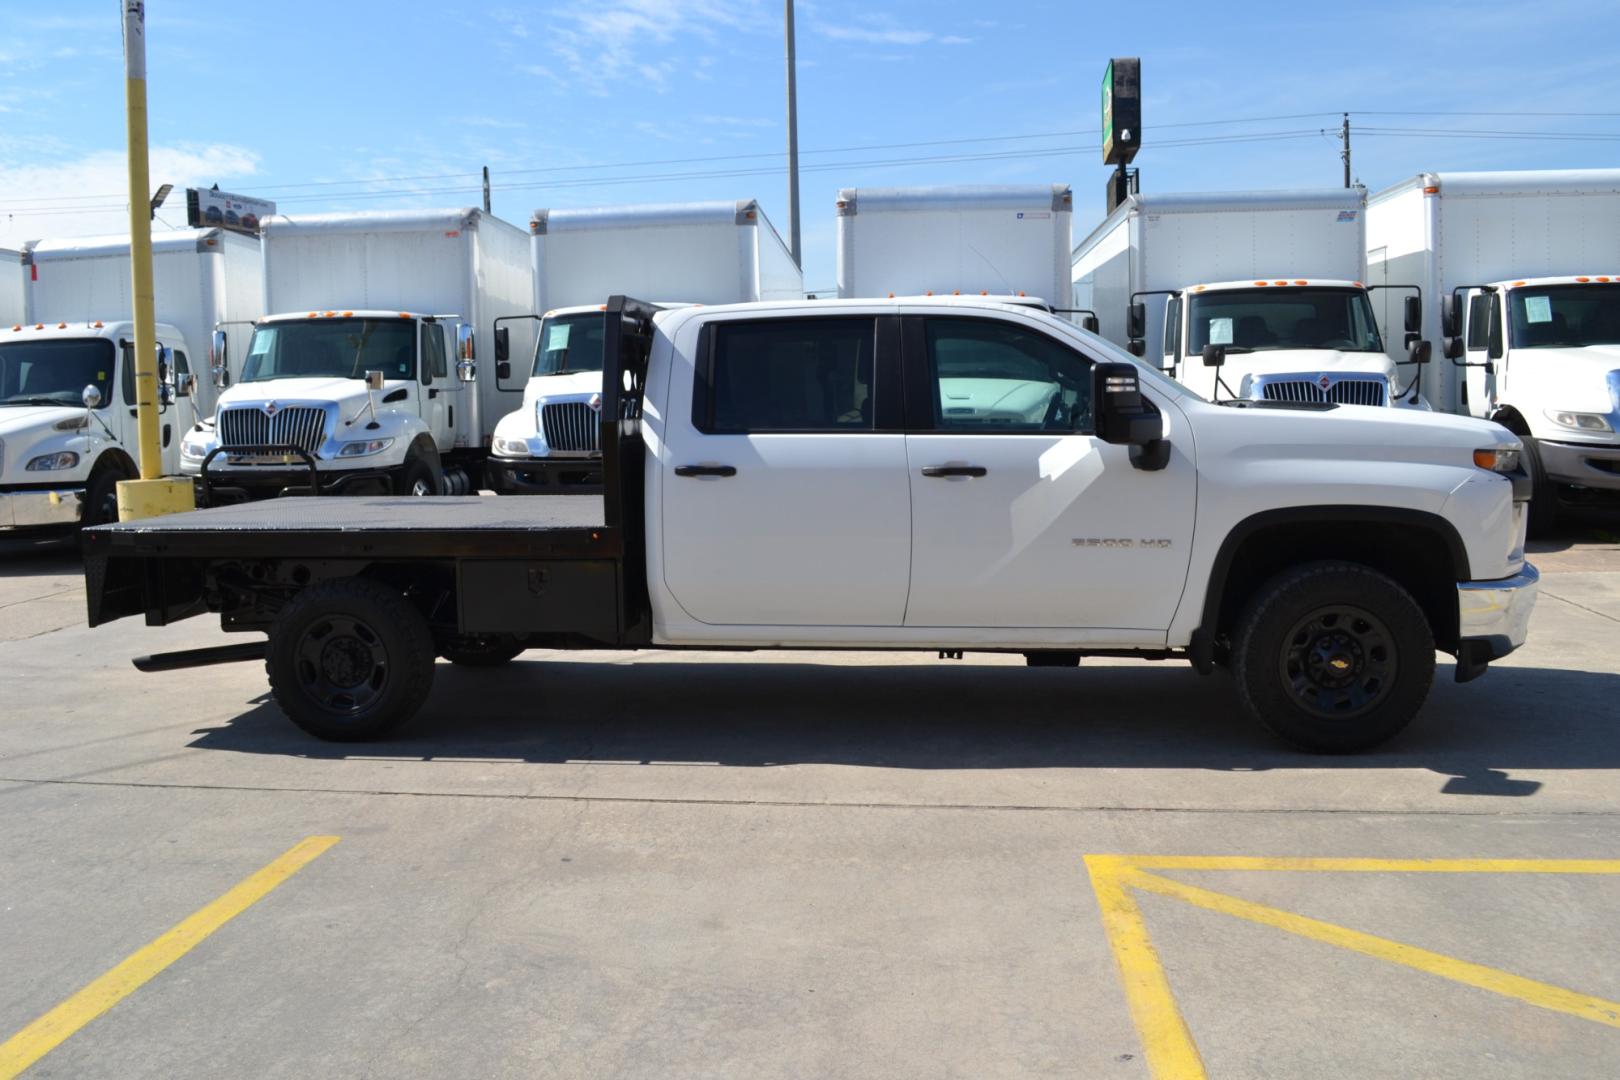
[1187, 288, 1383, 354]
[241, 319, 417, 382]
[0, 339, 116, 407]
[1507, 285, 1620, 349]
[532, 313, 606, 377]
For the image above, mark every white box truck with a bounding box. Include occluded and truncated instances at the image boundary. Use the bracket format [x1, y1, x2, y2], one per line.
[488, 199, 801, 493]
[1366, 170, 1620, 527]
[185, 208, 537, 500]
[835, 185, 1072, 307]
[1, 247, 25, 328]
[1073, 188, 1430, 410]
[1, 228, 259, 536]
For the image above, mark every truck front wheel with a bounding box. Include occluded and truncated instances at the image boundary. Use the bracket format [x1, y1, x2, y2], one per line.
[1232, 562, 1434, 753]
[396, 455, 441, 497]
[266, 577, 436, 741]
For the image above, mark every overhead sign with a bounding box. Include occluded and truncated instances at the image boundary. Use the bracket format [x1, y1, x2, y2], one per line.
[185, 188, 276, 234]
[1102, 57, 1141, 166]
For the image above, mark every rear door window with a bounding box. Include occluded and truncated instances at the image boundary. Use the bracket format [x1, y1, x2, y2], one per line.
[695, 318, 876, 433]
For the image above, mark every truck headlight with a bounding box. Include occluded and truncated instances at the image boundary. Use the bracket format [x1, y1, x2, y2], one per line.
[1544, 409, 1612, 433]
[25, 451, 80, 471]
[181, 440, 210, 461]
[492, 436, 531, 457]
[1472, 447, 1521, 473]
[336, 437, 395, 457]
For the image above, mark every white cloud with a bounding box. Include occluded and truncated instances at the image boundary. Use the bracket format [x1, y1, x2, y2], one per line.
[813, 14, 973, 47]
[534, 0, 770, 96]
[0, 144, 261, 246]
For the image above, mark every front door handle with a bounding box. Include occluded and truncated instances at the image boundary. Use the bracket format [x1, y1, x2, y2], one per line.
[920, 465, 987, 478]
[674, 464, 737, 478]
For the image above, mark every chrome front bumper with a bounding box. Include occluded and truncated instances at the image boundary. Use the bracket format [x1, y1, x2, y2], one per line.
[1457, 562, 1539, 662]
[0, 487, 86, 530]
[1537, 439, 1620, 490]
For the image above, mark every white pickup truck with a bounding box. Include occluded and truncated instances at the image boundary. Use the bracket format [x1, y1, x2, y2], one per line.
[84, 297, 1537, 753]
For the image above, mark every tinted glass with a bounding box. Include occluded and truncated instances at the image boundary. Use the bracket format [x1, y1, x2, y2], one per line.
[1187, 288, 1382, 353]
[0, 339, 117, 407]
[1466, 294, 1492, 351]
[924, 317, 1091, 432]
[241, 319, 417, 382]
[533, 313, 606, 376]
[1507, 285, 1620, 349]
[703, 318, 875, 433]
[422, 324, 447, 381]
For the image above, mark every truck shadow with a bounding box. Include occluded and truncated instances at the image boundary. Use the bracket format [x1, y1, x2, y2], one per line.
[188, 657, 1620, 793]
[0, 537, 80, 575]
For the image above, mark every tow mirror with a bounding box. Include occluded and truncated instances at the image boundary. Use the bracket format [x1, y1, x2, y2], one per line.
[82, 384, 102, 409]
[1440, 295, 1459, 339]
[1080, 313, 1099, 333]
[210, 329, 229, 388]
[1093, 361, 1169, 470]
[365, 370, 386, 391]
[494, 325, 510, 364]
[1202, 344, 1227, 368]
[1407, 339, 1432, 365]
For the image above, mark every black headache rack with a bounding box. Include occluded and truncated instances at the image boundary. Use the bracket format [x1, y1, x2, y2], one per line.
[82, 295, 663, 651]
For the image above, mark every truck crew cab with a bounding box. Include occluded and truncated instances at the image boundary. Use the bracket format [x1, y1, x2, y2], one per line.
[1444, 276, 1620, 530]
[1, 319, 195, 533]
[85, 297, 1537, 754]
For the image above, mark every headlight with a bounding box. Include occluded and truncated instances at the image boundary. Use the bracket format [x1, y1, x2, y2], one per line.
[25, 451, 80, 471]
[492, 436, 531, 457]
[1543, 409, 1612, 433]
[337, 437, 395, 457]
[1472, 447, 1521, 473]
[181, 441, 209, 461]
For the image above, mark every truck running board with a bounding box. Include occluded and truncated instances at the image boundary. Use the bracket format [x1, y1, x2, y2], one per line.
[132, 640, 268, 673]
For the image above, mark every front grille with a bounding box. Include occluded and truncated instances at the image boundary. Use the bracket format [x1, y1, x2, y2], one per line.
[1261, 377, 1387, 407]
[539, 401, 601, 454]
[218, 405, 327, 453]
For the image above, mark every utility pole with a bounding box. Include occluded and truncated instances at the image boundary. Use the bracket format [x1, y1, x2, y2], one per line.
[784, 0, 802, 269]
[482, 166, 491, 213]
[1340, 112, 1352, 189]
[118, 0, 193, 520]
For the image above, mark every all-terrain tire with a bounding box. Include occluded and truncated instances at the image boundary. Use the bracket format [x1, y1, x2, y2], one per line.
[266, 577, 436, 741]
[1232, 561, 1434, 754]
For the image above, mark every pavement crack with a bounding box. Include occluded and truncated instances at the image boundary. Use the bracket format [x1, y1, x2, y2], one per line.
[1539, 588, 1620, 624]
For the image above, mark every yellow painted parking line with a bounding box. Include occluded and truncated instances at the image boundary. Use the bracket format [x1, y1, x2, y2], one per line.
[0, 835, 339, 1080]
[1084, 855, 1620, 1080]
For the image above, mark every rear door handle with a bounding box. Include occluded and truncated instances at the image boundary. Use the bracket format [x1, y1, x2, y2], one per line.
[920, 465, 987, 478]
[674, 464, 737, 478]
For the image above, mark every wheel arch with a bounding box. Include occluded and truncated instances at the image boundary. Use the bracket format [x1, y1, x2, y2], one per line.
[1487, 406, 1531, 437]
[88, 446, 138, 479]
[1192, 506, 1469, 671]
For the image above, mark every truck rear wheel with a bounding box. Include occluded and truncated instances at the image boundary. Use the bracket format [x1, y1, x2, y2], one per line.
[1232, 562, 1434, 753]
[267, 577, 436, 741]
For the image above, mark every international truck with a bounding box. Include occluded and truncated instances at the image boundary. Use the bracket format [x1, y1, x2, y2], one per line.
[1, 228, 263, 536]
[835, 185, 1073, 309]
[85, 296, 1536, 755]
[181, 208, 536, 500]
[489, 199, 801, 493]
[1073, 188, 1430, 410]
[1366, 169, 1620, 528]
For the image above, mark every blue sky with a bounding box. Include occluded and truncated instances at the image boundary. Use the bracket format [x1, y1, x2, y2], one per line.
[3, 0, 1619, 290]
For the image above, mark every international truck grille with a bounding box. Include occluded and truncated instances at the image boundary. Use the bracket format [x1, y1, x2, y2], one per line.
[539, 402, 601, 454]
[218, 406, 328, 454]
[1261, 378, 1387, 407]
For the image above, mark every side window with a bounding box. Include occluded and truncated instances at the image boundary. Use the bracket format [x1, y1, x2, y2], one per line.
[1466, 294, 1491, 351]
[421, 324, 447, 383]
[1487, 295, 1504, 358]
[923, 317, 1092, 433]
[1163, 297, 1182, 363]
[696, 317, 875, 433]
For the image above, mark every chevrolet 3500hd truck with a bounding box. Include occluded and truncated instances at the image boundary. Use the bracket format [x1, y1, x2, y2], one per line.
[181, 208, 537, 500]
[1367, 169, 1620, 528]
[86, 296, 1535, 754]
[1073, 188, 1430, 409]
[2, 228, 262, 535]
[489, 199, 801, 493]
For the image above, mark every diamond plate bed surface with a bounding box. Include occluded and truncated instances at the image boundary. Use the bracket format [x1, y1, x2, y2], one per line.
[93, 496, 605, 534]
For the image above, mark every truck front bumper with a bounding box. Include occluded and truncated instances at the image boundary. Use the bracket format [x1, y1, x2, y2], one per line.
[1453, 562, 1539, 681]
[1537, 439, 1620, 492]
[0, 486, 85, 531]
[488, 455, 603, 495]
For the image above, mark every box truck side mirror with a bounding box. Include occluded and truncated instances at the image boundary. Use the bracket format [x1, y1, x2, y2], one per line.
[82, 384, 103, 409]
[1126, 301, 1146, 342]
[494, 325, 510, 364]
[210, 329, 229, 388]
[1406, 339, 1432, 365]
[1081, 313, 1099, 333]
[365, 370, 386, 391]
[1404, 295, 1422, 334]
[1440, 295, 1459, 339]
[1202, 344, 1227, 368]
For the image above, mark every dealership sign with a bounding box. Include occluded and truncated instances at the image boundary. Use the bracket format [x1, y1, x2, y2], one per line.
[185, 188, 276, 234]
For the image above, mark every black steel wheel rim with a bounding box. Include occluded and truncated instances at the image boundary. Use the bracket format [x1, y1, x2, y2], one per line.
[1278, 604, 1397, 719]
[294, 615, 388, 716]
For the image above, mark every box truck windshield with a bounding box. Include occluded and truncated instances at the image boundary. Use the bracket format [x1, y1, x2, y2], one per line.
[0, 339, 117, 406]
[1187, 288, 1383, 354]
[242, 319, 417, 382]
[1507, 285, 1620, 349]
[534, 312, 607, 376]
